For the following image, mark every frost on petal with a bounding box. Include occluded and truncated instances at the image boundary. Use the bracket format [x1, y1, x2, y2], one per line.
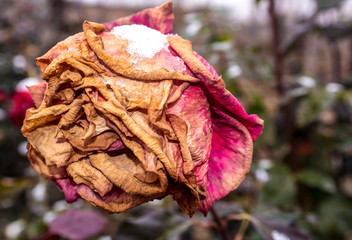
[168, 36, 264, 214]
[103, 2, 174, 34]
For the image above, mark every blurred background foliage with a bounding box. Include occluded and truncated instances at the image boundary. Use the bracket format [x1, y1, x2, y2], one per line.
[1, 0, 352, 239]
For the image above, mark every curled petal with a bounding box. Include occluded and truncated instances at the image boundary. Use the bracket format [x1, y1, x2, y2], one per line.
[54, 178, 80, 203]
[75, 185, 162, 213]
[198, 112, 253, 214]
[168, 36, 264, 214]
[168, 36, 263, 141]
[67, 159, 113, 196]
[61, 123, 120, 152]
[25, 125, 74, 167]
[27, 144, 67, 179]
[88, 152, 167, 197]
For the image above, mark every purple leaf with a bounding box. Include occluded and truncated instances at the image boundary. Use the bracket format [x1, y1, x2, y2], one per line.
[49, 208, 108, 240]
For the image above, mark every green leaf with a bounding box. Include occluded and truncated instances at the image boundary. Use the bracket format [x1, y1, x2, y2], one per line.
[296, 87, 335, 127]
[296, 170, 336, 193]
[316, 0, 344, 11]
[255, 0, 263, 4]
[259, 164, 297, 206]
[0, 178, 27, 200]
[317, 197, 352, 236]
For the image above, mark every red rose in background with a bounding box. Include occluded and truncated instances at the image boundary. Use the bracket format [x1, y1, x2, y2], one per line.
[8, 77, 45, 126]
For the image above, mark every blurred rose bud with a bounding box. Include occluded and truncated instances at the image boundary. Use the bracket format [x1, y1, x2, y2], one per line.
[21, 2, 263, 216]
[8, 77, 44, 126]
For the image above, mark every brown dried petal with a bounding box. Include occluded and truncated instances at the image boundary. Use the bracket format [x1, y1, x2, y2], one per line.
[58, 98, 85, 129]
[83, 103, 111, 136]
[27, 144, 67, 179]
[67, 159, 113, 196]
[21, 103, 72, 134]
[52, 87, 75, 105]
[167, 114, 193, 175]
[75, 185, 161, 213]
[89, 152, 167, 197]
[86, 89, 177, 179]
[168, 182, 200, 217]
[62, 123, 119, 152]
[26, 125, 74, 167]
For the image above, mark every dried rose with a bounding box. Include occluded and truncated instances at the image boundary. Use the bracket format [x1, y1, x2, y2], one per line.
[21, 2, 263, 216]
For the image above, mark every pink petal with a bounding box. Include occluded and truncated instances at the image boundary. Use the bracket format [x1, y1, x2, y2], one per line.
[27, 82, 46, 108]
[167, 37, 263, 215]
[54, 178, 80, 203]
[98, 140, 125, 153]
[194, 52, 263, 142]
[103, 2, 174, 34]
[193, 54, 263, 214]
[167, 85, 212, 189]
[197, 110, 253, 214]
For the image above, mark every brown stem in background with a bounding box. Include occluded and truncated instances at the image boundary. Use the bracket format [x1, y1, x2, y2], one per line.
[329, 40, 342, 83]
[268, 0, 285, 96]
[269, 0, 311, 210]
[210, 206, 230, 240]
[349, 39, 352, 76]
[50, 0, 67, 31]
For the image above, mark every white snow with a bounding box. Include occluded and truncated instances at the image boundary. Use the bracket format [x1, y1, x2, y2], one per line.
[4, 219, 26, 239]
[272, 230, 291, 240]
[111, 24, 169, 59]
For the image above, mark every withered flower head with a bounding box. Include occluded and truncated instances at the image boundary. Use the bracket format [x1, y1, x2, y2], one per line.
[21, 2, 263, 216]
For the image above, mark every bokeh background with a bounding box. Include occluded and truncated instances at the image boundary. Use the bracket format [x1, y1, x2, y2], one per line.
[1, 0, 352, 239]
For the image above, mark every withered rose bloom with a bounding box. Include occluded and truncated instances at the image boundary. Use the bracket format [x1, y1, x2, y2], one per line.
[21, 2, 263, 216]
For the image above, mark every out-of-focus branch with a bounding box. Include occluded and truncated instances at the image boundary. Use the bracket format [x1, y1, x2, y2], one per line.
[350, 39, 352, 75]
[50, 0, 67, 31]
[210, 206, 230, 240]
[329, 40, 342, 82]
[279, 22, 315, 57]
[268, 0, 284, 96]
